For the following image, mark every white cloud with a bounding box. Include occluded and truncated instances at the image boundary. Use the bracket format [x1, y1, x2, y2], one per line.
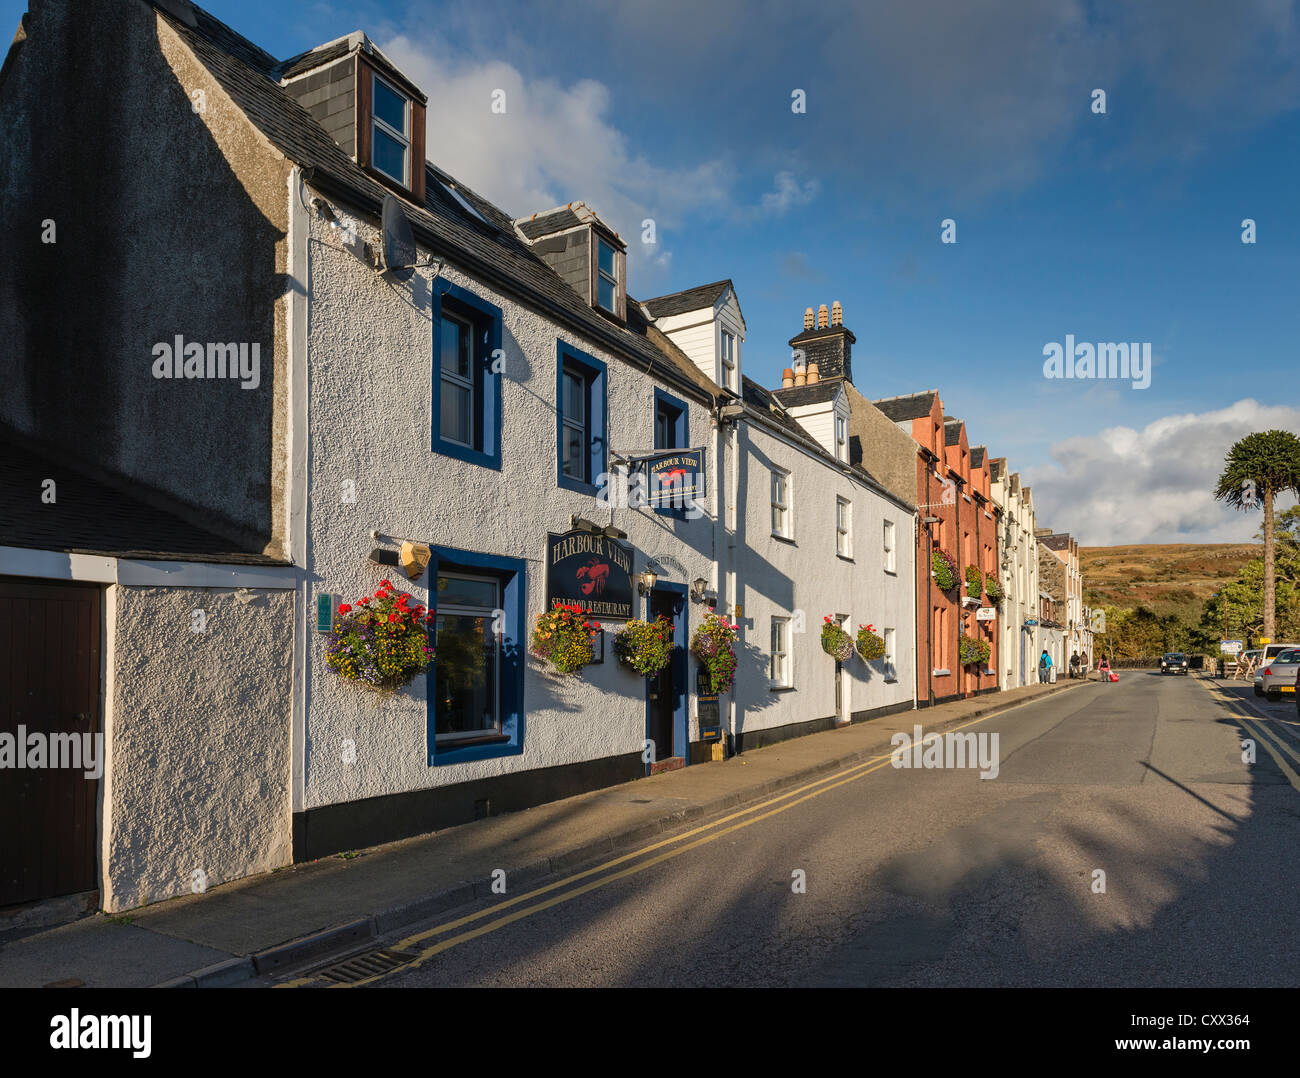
[377, 33, 733, 295]
[1026, 399, 1300, 545]
[756, 171, 820, 217]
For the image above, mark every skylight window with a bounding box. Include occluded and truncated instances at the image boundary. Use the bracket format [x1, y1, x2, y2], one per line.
[439, 180, 489, 225]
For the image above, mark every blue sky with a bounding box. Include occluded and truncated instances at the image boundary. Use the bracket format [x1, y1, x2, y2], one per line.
[11, 1, 1298, 543]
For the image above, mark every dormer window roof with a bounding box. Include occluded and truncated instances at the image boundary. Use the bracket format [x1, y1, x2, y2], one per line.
[277, 31, 426, 204]
[513, 203, 627, 322]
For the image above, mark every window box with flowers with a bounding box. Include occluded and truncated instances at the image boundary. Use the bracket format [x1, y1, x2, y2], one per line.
[324, 580, 434, 691]
[531, 603, 601, 675]
[691, 610, 738, 694]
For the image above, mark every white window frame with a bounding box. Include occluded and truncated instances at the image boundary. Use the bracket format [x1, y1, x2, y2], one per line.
[883, 519, 896, 573]
[883, 627, 897, 677]
[770, 615, 792, 687]
[370, 72, 411, 187]
[771, 467, 791, 538]
[595, 235, 619, 314]
[439, 310, 475, 449]
[835, 413, 847, 461]
[836, 496, 852, 558]
[720, 328, 737, 391]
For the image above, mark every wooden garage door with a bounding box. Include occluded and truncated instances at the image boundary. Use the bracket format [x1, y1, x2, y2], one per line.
[0, 579, 102, 907]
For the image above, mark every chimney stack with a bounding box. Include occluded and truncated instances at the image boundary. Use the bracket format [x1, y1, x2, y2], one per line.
[788, 300, 856, 385]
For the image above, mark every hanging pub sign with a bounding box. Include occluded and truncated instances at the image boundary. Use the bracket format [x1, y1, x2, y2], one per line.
[975, 607, 997, 621]
[628, 448, 707, 509]
[546, 529, 635, 621]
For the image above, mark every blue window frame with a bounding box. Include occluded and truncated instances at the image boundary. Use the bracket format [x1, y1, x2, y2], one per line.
[431, 283, 502, 470]
[427, 546, 525, 767]
[652, 387, 689, 518]
[555, 341, 607, 495]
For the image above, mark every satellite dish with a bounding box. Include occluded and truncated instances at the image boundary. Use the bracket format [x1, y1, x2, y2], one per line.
[379, 194, 418, 281]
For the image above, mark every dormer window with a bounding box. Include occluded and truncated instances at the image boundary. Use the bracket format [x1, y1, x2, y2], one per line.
[596, 236, 618, 313]
[835, 413, 848, 461]
[371, 73, 411, 186]
[721, 329, 737, 391]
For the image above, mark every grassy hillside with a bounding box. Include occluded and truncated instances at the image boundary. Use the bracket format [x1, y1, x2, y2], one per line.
[1080, 543, 1259, 622]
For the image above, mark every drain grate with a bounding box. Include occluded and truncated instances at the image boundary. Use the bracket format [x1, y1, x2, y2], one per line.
[315, 949, 416, 984]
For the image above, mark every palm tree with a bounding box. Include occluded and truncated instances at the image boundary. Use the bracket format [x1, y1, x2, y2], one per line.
[1214, 430, 1300, 638]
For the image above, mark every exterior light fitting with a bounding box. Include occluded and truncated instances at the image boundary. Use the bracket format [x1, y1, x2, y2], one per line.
[637, 569, 658, 594]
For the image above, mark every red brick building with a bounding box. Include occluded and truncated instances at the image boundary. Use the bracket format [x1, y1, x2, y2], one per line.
[872, 391, 1001, 705]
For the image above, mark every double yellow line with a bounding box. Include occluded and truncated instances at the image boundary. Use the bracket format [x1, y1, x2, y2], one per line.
[1197, 677, 1300, 791]
[278, 706, 1016, 988]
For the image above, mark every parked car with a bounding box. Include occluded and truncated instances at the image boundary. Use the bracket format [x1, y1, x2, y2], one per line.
[1159, 652, 1189, 675]
[1252, 644, 1298, 695]
[1257, 647, 1300, 701]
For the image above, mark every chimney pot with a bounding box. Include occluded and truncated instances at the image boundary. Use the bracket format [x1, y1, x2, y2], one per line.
[794, 369, 807, 386]
[782, 368, 795, 388]
[807, 362, 819, 384]
[803, 307, 814, 331]
[817, 304, 829, 329]
[831, 301, 842, 327]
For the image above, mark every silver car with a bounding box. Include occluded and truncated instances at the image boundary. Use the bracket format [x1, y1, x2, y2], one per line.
[1258, 647, 1300, 701]
[1252, 643, 1299, 695]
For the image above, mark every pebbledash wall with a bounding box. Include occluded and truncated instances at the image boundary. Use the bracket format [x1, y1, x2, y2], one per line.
[294, 192, 721, 858]
[732, 415, 915, 747]
[102, 583, 293, 910]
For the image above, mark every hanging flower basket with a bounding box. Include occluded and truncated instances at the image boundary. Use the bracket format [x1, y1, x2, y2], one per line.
[985, 575, 1004, 604]
[324, 580, 434, 691]
[965, 565, 983, 597]
[614, 616, 673, 677]
[691, 610, 738, 694]
[821, 617, 854, 662]
[856, 622, 885, 662]
[531, 604, 601, 675]
[959, 634, 991, 668]
[931, 549, 959, 591]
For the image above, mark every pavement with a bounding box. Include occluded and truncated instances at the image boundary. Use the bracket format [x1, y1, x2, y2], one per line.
[0, 675, 1092, 988]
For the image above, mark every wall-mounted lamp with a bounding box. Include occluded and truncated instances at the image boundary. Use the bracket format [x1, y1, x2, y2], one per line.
[368, 548, 400, 567]
[690, 577, 712, 604]
[922, 515, 941, 525]
[637, 568, 659, 594]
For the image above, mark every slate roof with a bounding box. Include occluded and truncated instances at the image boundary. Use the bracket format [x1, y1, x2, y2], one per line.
[149, 2, 714, 406]
[970, 446, 986, 467]
[0, 431, 287, 564]
[643, 280, 734, 320]
[872, 390, 937, 422]
[771, 380, 841, 408]
[516, 206, 585, 240]
[741, 378, 910, 511]
[275, 37, 350, 80]
[944, 419, 964, 446]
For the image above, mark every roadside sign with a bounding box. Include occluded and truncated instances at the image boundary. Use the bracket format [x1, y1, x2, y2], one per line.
[1219, 639, 1243, 654]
